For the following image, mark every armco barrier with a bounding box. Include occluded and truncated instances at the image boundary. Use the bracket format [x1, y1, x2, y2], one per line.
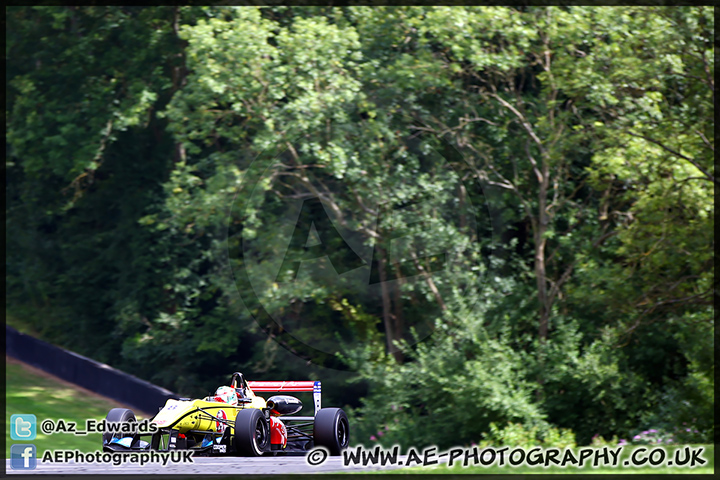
[6, 325, 179, 414]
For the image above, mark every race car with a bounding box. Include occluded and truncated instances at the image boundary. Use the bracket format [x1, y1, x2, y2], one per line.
[102, 372, 349, 456]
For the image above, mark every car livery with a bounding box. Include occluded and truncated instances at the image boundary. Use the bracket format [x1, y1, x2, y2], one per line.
[102, 372, 349, 457]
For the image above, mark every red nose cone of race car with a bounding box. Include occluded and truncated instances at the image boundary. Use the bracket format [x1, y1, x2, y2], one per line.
[266, 395, 303, 416]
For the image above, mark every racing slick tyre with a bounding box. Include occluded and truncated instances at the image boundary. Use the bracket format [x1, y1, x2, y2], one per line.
[313, 407, 349, 455]
[102, 408, 137, 446]
[234, 409, 270, 456]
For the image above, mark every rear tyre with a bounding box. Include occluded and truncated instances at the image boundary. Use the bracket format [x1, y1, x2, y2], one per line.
[313, 408, 349, 455]
[102, 408, 137, 446]
[234, 409, 270, 456]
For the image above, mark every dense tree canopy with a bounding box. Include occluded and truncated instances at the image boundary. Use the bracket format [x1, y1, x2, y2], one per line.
[6, 6, 713, 448]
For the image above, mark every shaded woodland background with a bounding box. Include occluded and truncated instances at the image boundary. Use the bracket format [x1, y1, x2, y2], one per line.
[6, 6, 714, 448]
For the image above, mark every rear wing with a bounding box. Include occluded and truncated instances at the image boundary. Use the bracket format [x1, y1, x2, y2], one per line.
[247, 381, 322, 415]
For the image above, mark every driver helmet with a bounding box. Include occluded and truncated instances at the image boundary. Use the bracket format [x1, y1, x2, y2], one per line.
[214, 386, 238, 405]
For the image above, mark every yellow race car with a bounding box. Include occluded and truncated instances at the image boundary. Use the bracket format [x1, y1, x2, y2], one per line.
[102, 372, 349, 456]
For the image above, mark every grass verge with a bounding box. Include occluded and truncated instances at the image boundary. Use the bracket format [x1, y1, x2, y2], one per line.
[6, 357, 150, 458]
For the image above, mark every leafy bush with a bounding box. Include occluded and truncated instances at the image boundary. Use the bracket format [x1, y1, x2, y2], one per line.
[590, 434, 621, 448]
[346, 281, 550, 450]
[480, 422, 576, 449]
[539, 318, 651, 445]
[629, 428, 677, 446]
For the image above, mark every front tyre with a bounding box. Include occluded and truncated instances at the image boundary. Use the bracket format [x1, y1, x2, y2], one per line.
[313, 408, 349, 455]
[234, 409, 270, 456]
[102, 408, 137, 446]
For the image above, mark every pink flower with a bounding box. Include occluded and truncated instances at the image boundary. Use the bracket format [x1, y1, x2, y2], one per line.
[377, 430, 384, 437]
[370, 435, 377, 441]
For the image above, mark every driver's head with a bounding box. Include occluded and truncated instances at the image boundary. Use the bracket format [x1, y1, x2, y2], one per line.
[214, 386, 238, 405]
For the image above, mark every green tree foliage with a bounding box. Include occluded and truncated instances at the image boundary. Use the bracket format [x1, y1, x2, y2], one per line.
[6, 5, 713, 447]
[6, 6, 182, 357]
